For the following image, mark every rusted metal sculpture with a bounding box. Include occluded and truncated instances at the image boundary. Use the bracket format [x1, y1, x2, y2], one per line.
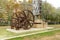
[10, 0, 42, 30]
[11, 10, 34, 30]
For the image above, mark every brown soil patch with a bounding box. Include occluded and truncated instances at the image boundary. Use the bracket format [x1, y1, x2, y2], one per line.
[23, 33, 60, 40]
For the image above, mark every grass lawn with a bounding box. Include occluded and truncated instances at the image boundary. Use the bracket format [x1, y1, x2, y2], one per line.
[8, 32, 54, 40]
[8, 29, 60, 40]
[0, 26, 19, 39]
[7, 24, 60, 40]
[0, 25, 60, 40]
[0, 26, 44, 39]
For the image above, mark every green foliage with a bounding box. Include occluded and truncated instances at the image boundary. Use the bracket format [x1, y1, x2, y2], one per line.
[41, 1, 60, 24]
[0, 0, 60, 25]
[0, 0, 15, 26]
[8, 30, 60, 40]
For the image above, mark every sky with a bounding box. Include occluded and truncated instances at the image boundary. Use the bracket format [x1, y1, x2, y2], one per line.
[17, 0, 60, 8]
[42, 0, 60, 8]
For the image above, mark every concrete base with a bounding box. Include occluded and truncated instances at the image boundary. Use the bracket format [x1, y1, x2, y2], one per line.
[33, 19, 48, 28]
[6, 27, 54, 33]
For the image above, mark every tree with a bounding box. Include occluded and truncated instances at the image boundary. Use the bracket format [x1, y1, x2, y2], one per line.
[41, 1, 56, 22]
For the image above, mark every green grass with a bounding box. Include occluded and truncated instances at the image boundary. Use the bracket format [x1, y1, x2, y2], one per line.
[8, 29, 60, 40]
[0, 26, 19, 38]
[0, 25, 60, 40]
[0, 26, 43, 39]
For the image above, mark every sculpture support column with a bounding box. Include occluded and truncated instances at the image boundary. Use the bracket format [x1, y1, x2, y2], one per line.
[32, 0, 42, 19]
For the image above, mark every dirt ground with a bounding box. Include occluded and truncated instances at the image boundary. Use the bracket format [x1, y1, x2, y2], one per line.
[23, 32, 60, 40]
[40, 35, 60, 40]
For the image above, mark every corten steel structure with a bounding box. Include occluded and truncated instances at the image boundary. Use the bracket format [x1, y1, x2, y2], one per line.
[32, 0, 42, 15]
[11, 0, 42, 30]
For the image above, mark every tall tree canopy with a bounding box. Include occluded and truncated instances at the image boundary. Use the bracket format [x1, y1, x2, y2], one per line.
[41, 1, 56, 22]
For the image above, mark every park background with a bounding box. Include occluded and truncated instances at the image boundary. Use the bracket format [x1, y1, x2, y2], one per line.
[0, 0, 60, 40]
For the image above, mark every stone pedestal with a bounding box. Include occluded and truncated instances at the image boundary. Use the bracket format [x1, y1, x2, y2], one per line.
[33, 19, 48, 28]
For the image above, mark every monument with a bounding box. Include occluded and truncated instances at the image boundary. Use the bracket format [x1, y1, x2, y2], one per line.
[9, 0, 48, 30]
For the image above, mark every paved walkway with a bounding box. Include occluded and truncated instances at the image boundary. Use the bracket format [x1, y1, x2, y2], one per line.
[7, 27, 53, 33]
